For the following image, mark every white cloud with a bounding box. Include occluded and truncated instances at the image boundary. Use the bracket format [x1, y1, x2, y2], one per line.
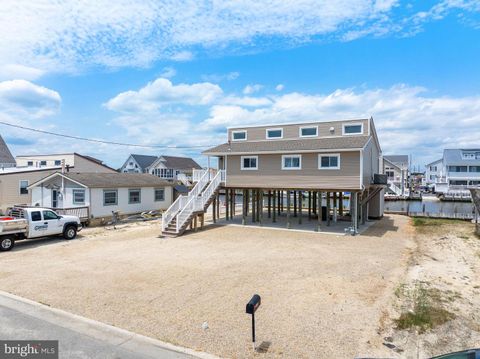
[3, 0, 475, 73]
[0, 79, 61, 118]
[0, 64, 45, 81]
[159, 67, 176, 79]
[104, 78, 222, 113]
[201, 72, 240, 83]
[243, 84, 263, 95]
[275, 84, 285, 91]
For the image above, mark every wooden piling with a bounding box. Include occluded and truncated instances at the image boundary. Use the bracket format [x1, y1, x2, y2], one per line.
[326, 192, 331, 226]
[316, 191, 321, 232]
[286, 191, 291, 229]
[298, 190, 302, 224]
[268, 190, 271, 218]
[272, 190, 277, 223]
[308, 191, 311, 220]
[293, 191, 297, 217]
[225, 189, 229, 220]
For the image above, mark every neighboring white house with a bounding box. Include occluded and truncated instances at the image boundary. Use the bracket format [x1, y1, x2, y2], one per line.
[383, 155, 409, 196]
[432, 149, 480, 194]
[425, 158, 443, 185]
[28, 172, 174, 221]
[120, 154, 202, 183]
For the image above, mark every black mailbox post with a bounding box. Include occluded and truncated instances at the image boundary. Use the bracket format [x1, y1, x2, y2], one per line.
[246, 294, 261, 350]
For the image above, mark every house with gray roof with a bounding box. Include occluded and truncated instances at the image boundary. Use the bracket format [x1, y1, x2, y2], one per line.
[434, 149, 480, 193]
[383, 154, 410, 196]
[0, 135, 16, 169]
[28, 172, 174, 221]
[120, 154, 201, 183]
[161, 118, 385, 237]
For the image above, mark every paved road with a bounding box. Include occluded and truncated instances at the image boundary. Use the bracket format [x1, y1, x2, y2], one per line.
[0, 293, 204, 359]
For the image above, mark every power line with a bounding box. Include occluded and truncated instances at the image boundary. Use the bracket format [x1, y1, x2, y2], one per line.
[0, 120, 210, 149]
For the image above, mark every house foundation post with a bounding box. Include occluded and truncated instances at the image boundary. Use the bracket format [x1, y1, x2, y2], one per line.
[272, 190, 277, 223]
[212, 196, 216, 223]
[242, 189, 247, 225]
[256, 190, 261, 223]
[225, 189, 229, 220]
[268, 190, 271, 218]
[316, 191, 321, 232]
[252, 189, 256, 223]
[333, 192, 337, 223]
[298, 190, 302, 225]
[293, 191, 297, 217]
[286, 191, 291, 229]
[308, 191, 312, 220]
[200, 213, 204, 228]
[326, 192, 331, 226]
[194, 215, 198, 232]
[259, 190, 263, 225]
[278, 191, 282, 214]
[339, 192, 344, 216]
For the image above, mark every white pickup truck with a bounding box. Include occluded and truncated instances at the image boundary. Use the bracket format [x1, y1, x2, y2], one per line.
[0, 207, 82, 252]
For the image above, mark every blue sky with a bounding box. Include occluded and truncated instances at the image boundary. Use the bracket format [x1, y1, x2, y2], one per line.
[0, 0, 479, 169]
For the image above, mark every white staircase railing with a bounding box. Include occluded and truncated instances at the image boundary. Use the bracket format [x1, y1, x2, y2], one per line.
[175, 170, 225, 233]
[162, 169, 210, 231]
[177, 173, 191, 186]
[387, 182, 402, 196]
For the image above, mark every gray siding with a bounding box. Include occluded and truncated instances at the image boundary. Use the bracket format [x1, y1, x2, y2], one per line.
[225, 151, 361, 190]
[362, 138, 380, 187]
[228, 119, 369, 142]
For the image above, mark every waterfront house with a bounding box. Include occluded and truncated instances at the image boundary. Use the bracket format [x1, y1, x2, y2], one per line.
[28, 172, 174, 223]
[425, 158, 443, 186]
[433, 149, 480, 194]
[0, 153, 116, 213]
[120, 154, 201, 183]
[383, 155, 409, 196]
[161, 118, 386, 236]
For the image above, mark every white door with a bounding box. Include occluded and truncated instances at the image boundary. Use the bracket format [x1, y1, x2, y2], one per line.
[28, 210, 49, 238]
[52, 190, 63, 208]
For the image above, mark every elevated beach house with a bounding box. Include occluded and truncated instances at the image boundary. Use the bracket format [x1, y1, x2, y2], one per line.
[120, 154, 201, 183]
[28, 172, 174, 224]
[161, 118, 385, 236]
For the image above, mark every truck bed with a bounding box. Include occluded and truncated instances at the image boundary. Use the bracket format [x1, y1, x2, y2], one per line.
[0, 217, 28, 234]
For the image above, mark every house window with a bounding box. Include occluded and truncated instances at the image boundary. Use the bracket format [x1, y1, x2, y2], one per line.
[430, 175, 436, 180]
[386, 170, 395, 179]
[343, 123, 363, 135]
[43, 210, 59, 220]
[266, 128, 283, 139]
[300, 126, 318, 137]
[155, 188, 165, 202]
[128, 189, 141, 204]
[19, 180, 29, 195]
[232, 130, 247, 141]
[40, 160, 47, 166]
[72, 189, 85, 205]
[129, 161, 134, 166]
[103, 190, 118, 206]
[462, 153, 475, 160]
[469, 166, 480, 173]
[54, 160, 61, 166]
[450, 180, 468, 185]
[241, 156, 258, 170]
[27, 161, 33, 166]
[448, 166, 468, 172]
[282, 155, 301, 170]
[430, 165, 437, 171]
[319, 154, 340, 169]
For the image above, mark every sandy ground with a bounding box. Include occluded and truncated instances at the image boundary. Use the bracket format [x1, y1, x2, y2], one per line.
[0, 215, 412, 358]
[375, 219, 480, 358]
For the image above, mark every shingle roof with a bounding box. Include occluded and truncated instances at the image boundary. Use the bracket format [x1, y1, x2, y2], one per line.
[62, 172, 172, 188]
[160, 156, 202, 169]
[444, 149, 480, 165]
[0, 135, 15, 165]
[383, 155, 409, 166]
[203, 136, 370, 155]
[131, 154, 158, 169]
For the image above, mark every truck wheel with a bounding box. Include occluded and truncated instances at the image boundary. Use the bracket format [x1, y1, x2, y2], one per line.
[0, 236, 15, 251]
[63, 226, 77, 240]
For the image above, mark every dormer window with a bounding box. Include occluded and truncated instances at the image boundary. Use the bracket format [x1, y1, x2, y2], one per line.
[300, 126, 318, 137]
[343, 123, 363, 135]
[266, 128, 283, 139]
[462, 152, 476, 160]
[232, 130, 247, 141]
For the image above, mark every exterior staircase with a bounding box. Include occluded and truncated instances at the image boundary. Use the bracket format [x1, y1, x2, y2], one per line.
[162, 169, 225, 237]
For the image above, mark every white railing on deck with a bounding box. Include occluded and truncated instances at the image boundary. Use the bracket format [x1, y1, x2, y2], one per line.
[177, 173, 191, 186]
[176, 170, 224, 232]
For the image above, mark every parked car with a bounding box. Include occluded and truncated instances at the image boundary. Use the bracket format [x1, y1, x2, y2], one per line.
[0, 207, 82, 251]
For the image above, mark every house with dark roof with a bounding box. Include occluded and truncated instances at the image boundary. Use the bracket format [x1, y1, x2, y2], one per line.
[0, 135, 16, 169]
[120, 154, 202, 182]
[28, 172, 174, 220]
[161, 118, 385, 236]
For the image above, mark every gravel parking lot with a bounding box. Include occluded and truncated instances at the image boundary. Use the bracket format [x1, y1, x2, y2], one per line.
[0, 215, 412, 358]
